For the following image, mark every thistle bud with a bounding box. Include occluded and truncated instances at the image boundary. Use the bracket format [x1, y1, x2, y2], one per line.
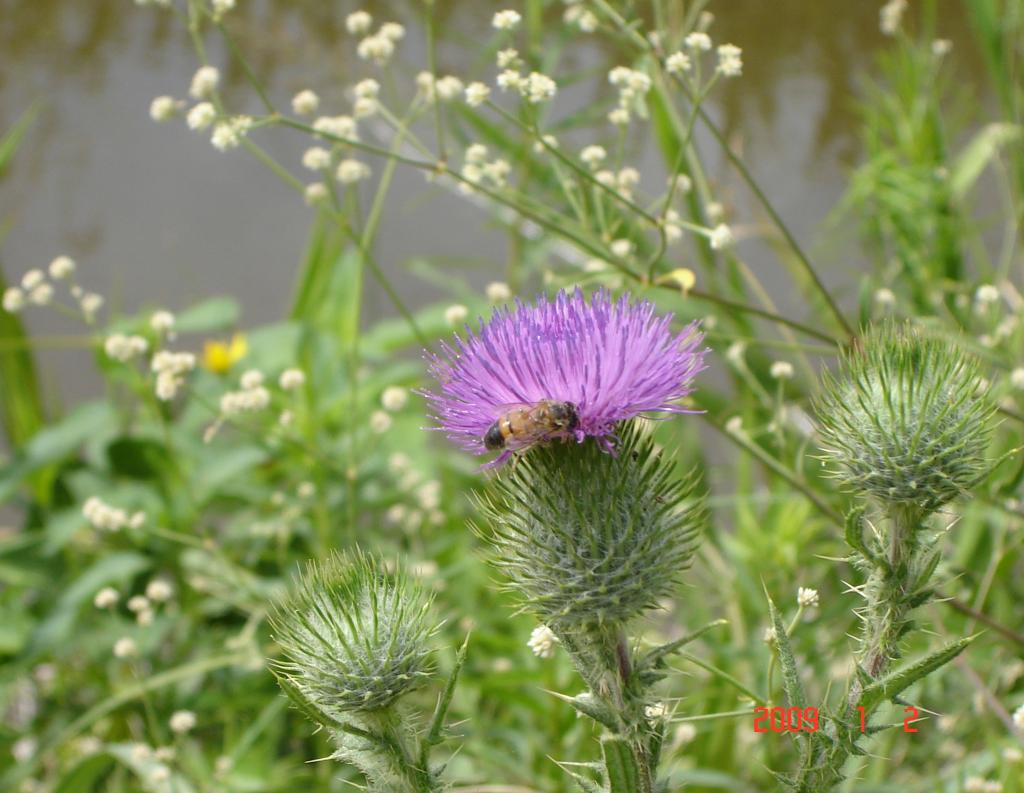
[475, 421, 706, 630]
[270, 552, 437, 722]
[815, 323, 995, 518]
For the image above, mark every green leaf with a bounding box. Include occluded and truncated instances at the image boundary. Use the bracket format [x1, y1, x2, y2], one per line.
[24, 401, 115, 465]
[859, 636, 976, 712]
[174, 297, 241, 334]
[53, 753, 114, 793]
[843, 505, 871, 561]
[602, 737, 641, 793]
[637, 619, 728, 672]
[0, 266, 46, 450]
[767, 593, 807, 710]
[0, 103, 40, 178]
[106, 437, 172, 480]
[547, 690, 618, 730]
[425, 633, 470, 747]
[191, 445, 268, 504]
[950, 122, 1022, 199]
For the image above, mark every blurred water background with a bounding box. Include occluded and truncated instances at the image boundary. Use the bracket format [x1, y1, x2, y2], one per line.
[0, 0, 988, 408]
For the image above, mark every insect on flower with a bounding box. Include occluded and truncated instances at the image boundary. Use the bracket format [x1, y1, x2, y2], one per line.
[483, 400, 580, 451]
[423, 288, 708, 466]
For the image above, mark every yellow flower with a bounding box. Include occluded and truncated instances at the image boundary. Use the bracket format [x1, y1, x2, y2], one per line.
[203, 333, 247, 374]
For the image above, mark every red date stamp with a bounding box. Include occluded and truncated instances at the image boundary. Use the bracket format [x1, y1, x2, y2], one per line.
[753, 705, 922, 733]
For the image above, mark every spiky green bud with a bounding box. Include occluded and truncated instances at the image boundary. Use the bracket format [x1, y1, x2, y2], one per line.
[474, 421, 706, 630]
[270, 551, 438, 722]
[815, 323, 995, 518]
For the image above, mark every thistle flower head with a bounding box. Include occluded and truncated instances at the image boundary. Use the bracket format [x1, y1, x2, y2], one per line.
[815, 323, 995, 517]
[270, 552, 437, 721]
[475, 422, 706, 629]
[424, 289, 707, 465]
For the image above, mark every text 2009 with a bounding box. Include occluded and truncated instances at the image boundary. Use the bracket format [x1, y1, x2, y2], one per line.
[753, 706, 922, 733]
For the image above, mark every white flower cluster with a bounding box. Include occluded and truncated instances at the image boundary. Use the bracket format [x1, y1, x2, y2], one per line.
[607, 65, 652, 125]
[94, 586, 119, 608]
[336, 159, 371, 185]
[113, 637, 137, 659]
[2, 255, 82, 315]
[416, 72, 465, 104]
[291, 89, 320, 116]
[211, 116, 253, 151]
[211, 0, 235, 18]
[644, 702, 668, 720]
[83, 497, 145, 533]
[1013, 703, 1024, 730]
[880, 0, 908, 35]
[187, 102, 216, 130]
[527, 624, 559, 658]
[563, 2, 598, 32]
[219, 369, 271, 416]
[486, 281, 511, 302]
[380, 386, 408, 411]
[492, 9, 521, 30]
[169, 710, 197, 734]
[150, 310, 175, 338]
[312, 114, 358, 142]
[665, 50, 692, 75]
[716, 44, 743, 77]
[460, 143, 512, 192]
[796, 586, 819, 608]
[493, 50, 558, 106]
[152, 350, 196, 401]
[593, 166, 640, 200]
[771, 361, 795, 380]
[104, 334, 149, 362]
[149, 95, 183, 122]
[189, 66, 220, 100]
[352, 13, 404, 66]
[709, 223, 734, 250]
[279, 368, 305, 391]
[445, 303, 469, 326]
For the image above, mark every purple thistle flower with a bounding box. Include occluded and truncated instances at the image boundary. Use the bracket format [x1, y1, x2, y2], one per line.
[423, 289, 708, 465]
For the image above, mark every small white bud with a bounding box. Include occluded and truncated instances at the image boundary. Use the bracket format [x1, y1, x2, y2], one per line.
[770, 361, 794, 380]
[146, 579, 173, 602]
[345, 11, 372, 35]
[169, 710, 197, 734]
[381, 386, 408, 411]
[48, 256, 75, 280]
[149, 95, 180, 121]
[445, 304, 469, 327]
[94, 587, 119, 609]
[709, 224, 734, 250]
[527, 625, 559, 658]
[465, 82, 491, 107]
[370, 410, 392, 433]
[492, 9, 522, 30]
[186, 102, 216, 131]
[291, 89, 320, 116]
[336, 159, 371, 184]
[797, 586, 819, 608]
[685, 32, 712, 51]
[279, 368, 306, 390]
[113, 637, 138, 658]
[189, 66, 220, 99]
[486, 281, 512, 302]
[301, 147, 331, 171]
[3, 287, 25, 313]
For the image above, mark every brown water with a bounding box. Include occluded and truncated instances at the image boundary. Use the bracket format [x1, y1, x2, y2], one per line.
[0, 0, 988, 409]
